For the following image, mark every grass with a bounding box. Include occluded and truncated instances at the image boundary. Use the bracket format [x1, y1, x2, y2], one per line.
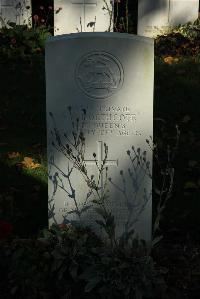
[0, 52, 199, 238]
[0, 56, 48, 236]
[154, 58, 200, 234]
[0, 56, 46, 169]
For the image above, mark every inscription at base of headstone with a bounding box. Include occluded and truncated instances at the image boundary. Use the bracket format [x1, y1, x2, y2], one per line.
[0, 0, 32, 28]
[138, 0, 199, 38]
[46, 33, 154, 242]
[54, 0, 112, 35]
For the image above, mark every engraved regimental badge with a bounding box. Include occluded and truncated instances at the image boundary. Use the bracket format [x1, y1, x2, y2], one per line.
[75, 51, 124, 99]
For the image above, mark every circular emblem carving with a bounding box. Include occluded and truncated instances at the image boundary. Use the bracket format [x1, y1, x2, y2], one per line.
[75, 51, 124, 99]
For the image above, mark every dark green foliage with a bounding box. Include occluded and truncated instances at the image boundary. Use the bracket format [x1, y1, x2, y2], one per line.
[0, 224, 166, 299]
[0, 239, 51, 299]
[176, 18, 200, 40]
[0, 20, 199, 299]
[154, 59, 200, 233]
[154, 237, 200, 299]
[155, 32, 200, 58]
[0, 55, 47, 237]
[155, 19, 200, 58]
[0, 23, 51, 61]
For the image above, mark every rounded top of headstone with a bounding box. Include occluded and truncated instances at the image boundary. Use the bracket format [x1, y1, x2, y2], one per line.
[46, 32, 154, 45]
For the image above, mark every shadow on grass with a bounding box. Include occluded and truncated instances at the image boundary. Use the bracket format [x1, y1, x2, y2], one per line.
[154, 59, 200, 239]
[0, 57, 48, 237]
[0, 160, 48, 238]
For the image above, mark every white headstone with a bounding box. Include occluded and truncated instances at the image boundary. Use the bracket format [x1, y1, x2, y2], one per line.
[138, 0, 199, 37]
[0, 0, 32, 27]
[54, 0, 113, 35]
[46, 33, 154, 242]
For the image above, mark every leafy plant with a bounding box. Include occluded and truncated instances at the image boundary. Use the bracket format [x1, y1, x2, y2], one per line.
[152, 123, 180, 245]
[175, 18, 200, 40]
[155, 18, 200, 59]
[49, 107, 152, 247]
[0, 23, 51, 60]
[49, 106, 180, 250]
[0, 224, 166, 299]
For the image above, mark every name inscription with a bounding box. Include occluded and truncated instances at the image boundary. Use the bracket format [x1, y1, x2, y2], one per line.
[64, 105, 141, 136]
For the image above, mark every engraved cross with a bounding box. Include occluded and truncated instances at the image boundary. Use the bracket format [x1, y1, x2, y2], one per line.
[70, 0, 97, 31]
[84, 141, 118, 195]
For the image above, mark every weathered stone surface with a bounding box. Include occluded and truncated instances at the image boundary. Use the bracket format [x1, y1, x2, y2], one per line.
[54, 0, 112, 35]
[138, 0, 199, 37]
[0, 0, 32, 27]
[45, 33, 154, 242]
